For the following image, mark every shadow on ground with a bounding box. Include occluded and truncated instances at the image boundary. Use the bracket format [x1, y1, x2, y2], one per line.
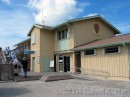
[0, 87, 31, 97]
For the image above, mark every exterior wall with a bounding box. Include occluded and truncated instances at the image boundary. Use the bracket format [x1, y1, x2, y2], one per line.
[30, 27, 41, 72]
[40, 29, 54, 72]
[81, 45, 129, 78]
[54, 19, 116, 52]
[53, 19, 118, 74]
[73, 19, 115, 47]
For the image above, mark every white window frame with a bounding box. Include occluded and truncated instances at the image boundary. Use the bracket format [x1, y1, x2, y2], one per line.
[57, 28, 69, 41]
[103, 46, 121, 54]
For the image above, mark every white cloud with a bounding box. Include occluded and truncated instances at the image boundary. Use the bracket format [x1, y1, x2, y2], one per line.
[0, 10, 33, 49]
[28, 0, 87, 26]
[87, 13, 98, 17]
[1, 0, 10, 4]
[79, 2, 90, 8]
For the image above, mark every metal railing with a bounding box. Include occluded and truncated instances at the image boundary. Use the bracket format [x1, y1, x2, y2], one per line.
[70, 67, 110, 80]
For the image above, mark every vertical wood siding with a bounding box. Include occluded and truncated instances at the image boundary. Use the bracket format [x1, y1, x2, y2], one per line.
[73, 19, 115, 47]
[81, 46, 129, 78]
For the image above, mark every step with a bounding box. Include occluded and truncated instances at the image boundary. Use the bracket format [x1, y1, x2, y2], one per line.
[40, 74, 73, 82]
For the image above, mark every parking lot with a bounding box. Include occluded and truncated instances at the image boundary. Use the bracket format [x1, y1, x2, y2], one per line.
[0, 79, 130, 97]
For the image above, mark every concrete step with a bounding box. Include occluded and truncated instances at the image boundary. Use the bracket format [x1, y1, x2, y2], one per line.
[72, 74, 99, 81]
[14, 76, 42, 82]
[40, 72, 73, 82]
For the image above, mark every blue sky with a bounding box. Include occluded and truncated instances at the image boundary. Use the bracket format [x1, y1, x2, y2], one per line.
[0, 0, 130, 49]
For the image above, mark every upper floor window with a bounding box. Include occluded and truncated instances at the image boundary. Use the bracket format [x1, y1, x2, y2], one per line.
[104, 46, 120, 54]
[31, 33, 36, 45]
[57, 29, 69, 40]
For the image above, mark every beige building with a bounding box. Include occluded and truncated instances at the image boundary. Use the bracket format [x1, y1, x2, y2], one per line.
[27, 15, 130, 81]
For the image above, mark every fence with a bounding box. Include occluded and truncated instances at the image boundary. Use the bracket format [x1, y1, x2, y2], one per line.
[0, 64, 14, 81]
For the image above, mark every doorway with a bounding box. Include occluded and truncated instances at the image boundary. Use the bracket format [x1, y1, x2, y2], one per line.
[75, 52, 81, 73]
[58, 56, 70, 72]
[64, 56, 70, 72]
[32, 57, 35, 72]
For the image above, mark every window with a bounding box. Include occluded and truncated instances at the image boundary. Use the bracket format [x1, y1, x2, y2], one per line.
[58, 31, 61, 40]
[31, 33, 36, 44]
[65, 29, 69, 38]
[85, 49, 96, 55]
[62, 30, 65, 39]
[57, 28, 69, 40]
[104, 46, 120, 54]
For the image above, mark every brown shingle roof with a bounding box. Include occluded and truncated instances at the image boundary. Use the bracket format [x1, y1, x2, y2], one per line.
[73, 33, 130, 51]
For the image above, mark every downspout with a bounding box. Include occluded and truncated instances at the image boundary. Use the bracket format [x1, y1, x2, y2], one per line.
[123, 42, 130, 80]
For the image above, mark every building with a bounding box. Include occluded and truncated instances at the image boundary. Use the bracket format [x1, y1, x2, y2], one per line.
[13, 38, 31, 70]
[27, 15, 130, 81]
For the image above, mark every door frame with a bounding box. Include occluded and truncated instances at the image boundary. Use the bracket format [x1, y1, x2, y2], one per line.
[58, 56, 64, 72]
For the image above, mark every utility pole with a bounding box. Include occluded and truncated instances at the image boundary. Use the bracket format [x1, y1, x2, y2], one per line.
[41, 2, 46, 25]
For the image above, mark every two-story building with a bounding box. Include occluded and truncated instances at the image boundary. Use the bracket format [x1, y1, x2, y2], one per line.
[27, 15, 130, 81]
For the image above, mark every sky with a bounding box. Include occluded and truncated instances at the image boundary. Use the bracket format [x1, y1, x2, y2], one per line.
[0, 0, 130, 49]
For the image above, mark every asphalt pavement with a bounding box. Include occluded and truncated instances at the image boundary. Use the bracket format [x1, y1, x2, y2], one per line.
[0, 79, 130, 97]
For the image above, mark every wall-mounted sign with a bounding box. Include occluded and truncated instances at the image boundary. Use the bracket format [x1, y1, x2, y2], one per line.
[24, 50, 35, 54]
[50, 61, 54, 67]
[37, 56, 40, 64]
[94, 22, 100, 35]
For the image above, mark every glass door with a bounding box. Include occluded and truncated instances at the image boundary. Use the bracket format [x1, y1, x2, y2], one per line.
[59, 56, 63, 72]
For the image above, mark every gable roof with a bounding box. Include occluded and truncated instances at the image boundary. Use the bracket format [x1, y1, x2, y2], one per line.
[52, 15, 121, 34]
[73, 33, 130, 51]
[27, 15, 120, 36]
[14, 38, 31, 46]
[28, 24, 52, 36]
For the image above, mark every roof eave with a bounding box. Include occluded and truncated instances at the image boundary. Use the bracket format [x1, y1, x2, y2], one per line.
[27, 24, 42, 36]
[98, 16, 121, 34]
[52, 15, 121, 34]
[14, 38, 31, 46]
[72, 41, 130, 51]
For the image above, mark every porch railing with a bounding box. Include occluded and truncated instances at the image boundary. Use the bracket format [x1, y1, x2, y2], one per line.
[70, 67, 110, 80]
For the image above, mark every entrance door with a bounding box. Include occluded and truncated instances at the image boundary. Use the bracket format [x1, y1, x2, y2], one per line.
[75, 52, 81, 73]
[54, 54, 56, 72]
[44, 57, 50, 72]
[59, 56, 63, 72]
[64, 56, 70, 72]
[32, 57, 35, 72]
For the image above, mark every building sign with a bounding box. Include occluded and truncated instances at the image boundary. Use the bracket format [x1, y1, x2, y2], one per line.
[50, 61, 54, 67]
[24, 50, 35, 54]
[94, 22, 100, 35]
[37, 56, 40, 64]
